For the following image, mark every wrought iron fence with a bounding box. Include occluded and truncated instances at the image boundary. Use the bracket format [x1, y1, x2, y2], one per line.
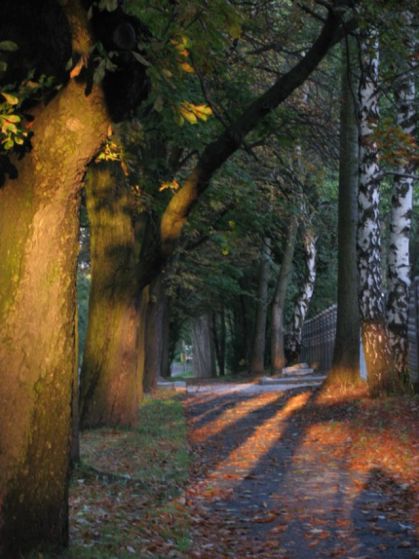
[301, 277, 419, 384]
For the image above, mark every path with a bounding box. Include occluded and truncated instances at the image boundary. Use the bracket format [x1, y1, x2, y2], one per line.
[183, 385, 418, 559]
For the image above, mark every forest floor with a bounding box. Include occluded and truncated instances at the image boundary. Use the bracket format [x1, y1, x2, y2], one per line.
[45, 384, 418, 559]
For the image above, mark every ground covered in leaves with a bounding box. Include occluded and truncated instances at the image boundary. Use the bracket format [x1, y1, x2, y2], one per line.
[41, 386, 418, 558]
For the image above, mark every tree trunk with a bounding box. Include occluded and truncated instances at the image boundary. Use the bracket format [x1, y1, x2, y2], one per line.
[212, 309, 226, 376]
[250, 239, 271, 375]
[286, 227, 317, 363]
[143, 274, 168, 392]
[327, 36, 360, 388]
[357, 30, 393, 396]
[80, 162, 141, 428]
[271, 218, 298, 373]
[161, 298, 171, 378]
[386, 10, 416, 383]
[191, 313, 216, 378]
[0, 4, 109, 554]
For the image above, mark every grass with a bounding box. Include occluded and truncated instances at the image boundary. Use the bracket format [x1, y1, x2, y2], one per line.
[30, 392, 191, 559]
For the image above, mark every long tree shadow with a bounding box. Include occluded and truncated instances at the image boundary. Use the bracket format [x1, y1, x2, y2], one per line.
[186, 387, 418, 558]
[185, 388, 311, 475]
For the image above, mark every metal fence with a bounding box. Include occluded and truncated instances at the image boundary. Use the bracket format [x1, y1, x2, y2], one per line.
[301, 304, 337, 372]
[301, 277, 419, 382]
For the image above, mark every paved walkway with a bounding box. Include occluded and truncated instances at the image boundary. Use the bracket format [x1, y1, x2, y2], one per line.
[184, 386, 418, 559]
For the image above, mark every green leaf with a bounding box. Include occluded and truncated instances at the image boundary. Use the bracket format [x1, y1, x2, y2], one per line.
[0, 41, 18, 52]
[132, 51, 151, 67]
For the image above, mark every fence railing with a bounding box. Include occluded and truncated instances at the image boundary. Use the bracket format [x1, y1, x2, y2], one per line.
[301, 304, 337, 372]
[301, 277, 419, 383]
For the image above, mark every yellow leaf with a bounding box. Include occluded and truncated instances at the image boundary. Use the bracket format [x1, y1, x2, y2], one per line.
[180, 62, 194, 73]
[159, 179, 180, 192]
[1, 92, 19, 105]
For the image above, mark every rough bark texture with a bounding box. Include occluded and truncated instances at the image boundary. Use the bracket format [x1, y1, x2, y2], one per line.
[357, 30, 393, 395]
[0, 4, 109, 554]
[271, 218, 298, 373]
[250, 240, 271, 375]
[80, 162, 142, 428]
[327, 36, 361, 388]
[286, 227, 317, 363]
[192, 313, 216, 378]
[386, 10, 416, 381]
[143, 275, 168, 393]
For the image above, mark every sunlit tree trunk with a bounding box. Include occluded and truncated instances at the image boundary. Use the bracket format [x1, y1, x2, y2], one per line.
[327, 36, 360, 388]
[357, 30, 393, 396]
[271, 217, 298, 373]
[286, 226, 317, 363]
[80, 162, 142, 428]
[249, 239, 271, 375]
[192, 313, 216, 378]
[386, 10, 416, 382]
[0, 4, 109, 554]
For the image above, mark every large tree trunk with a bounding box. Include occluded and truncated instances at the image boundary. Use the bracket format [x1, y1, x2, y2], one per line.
[143, 275, 168, 392]
[357, 30, 393, 396]
[192, 313, 216, 378]
[386, 10, 416, 383]
[212, 309, 226, 375]
[80, 161, 141, 428]
[285, 226, 317, 363]
[0, 4, 109, 554]
[249, 239, 271, 375]
[271, 218, 298, 373]
[327, 36, 360, 388]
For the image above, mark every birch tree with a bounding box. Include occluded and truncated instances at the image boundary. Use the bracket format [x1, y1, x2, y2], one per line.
[357, 28, 393, 395]
[285, 223, 317, 363]
[386, 9, 417, 381]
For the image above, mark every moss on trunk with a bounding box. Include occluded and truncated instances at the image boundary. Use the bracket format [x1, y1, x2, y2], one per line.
[0, 4, 109, 554]
[80, 162, 142, 428]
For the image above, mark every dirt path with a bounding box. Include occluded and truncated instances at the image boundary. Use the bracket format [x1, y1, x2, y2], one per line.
[184, 386, 418, 559]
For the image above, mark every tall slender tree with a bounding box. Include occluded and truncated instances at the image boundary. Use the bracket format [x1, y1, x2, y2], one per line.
[327, 36, 360, 388]
[271, 217, 298, 373]
[357, 28, 393, 395]
[386, 9, 417, 382]
[249, 238, 271, 375]
[286, 221, 317, 363]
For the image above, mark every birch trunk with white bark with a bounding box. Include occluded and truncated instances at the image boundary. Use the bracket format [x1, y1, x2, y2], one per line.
[357, 30, 393, 395]
[386, 10, 416, 382]
[286, 226, 317, 363]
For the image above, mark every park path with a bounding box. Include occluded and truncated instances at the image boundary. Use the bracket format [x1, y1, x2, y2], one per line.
[183, 386, 418, 559]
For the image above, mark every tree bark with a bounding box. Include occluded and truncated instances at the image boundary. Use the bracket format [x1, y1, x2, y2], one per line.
[192, 313, 216, 378]
[327, 36, 360, 388]
[212, 309, 226, 375]
[286, 226, 317, 363]
[386, 10, 416, 383]
[357, 30, 393, 396]
[250, 239, 271, 375]
[143, 274, 168, 392]
[271, 218, 298, 373]
[80, 161, 141, 428]
[0, 3, 109, 554]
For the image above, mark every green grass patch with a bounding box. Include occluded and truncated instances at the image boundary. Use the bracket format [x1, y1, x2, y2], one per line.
[31, 393, 191, 559]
